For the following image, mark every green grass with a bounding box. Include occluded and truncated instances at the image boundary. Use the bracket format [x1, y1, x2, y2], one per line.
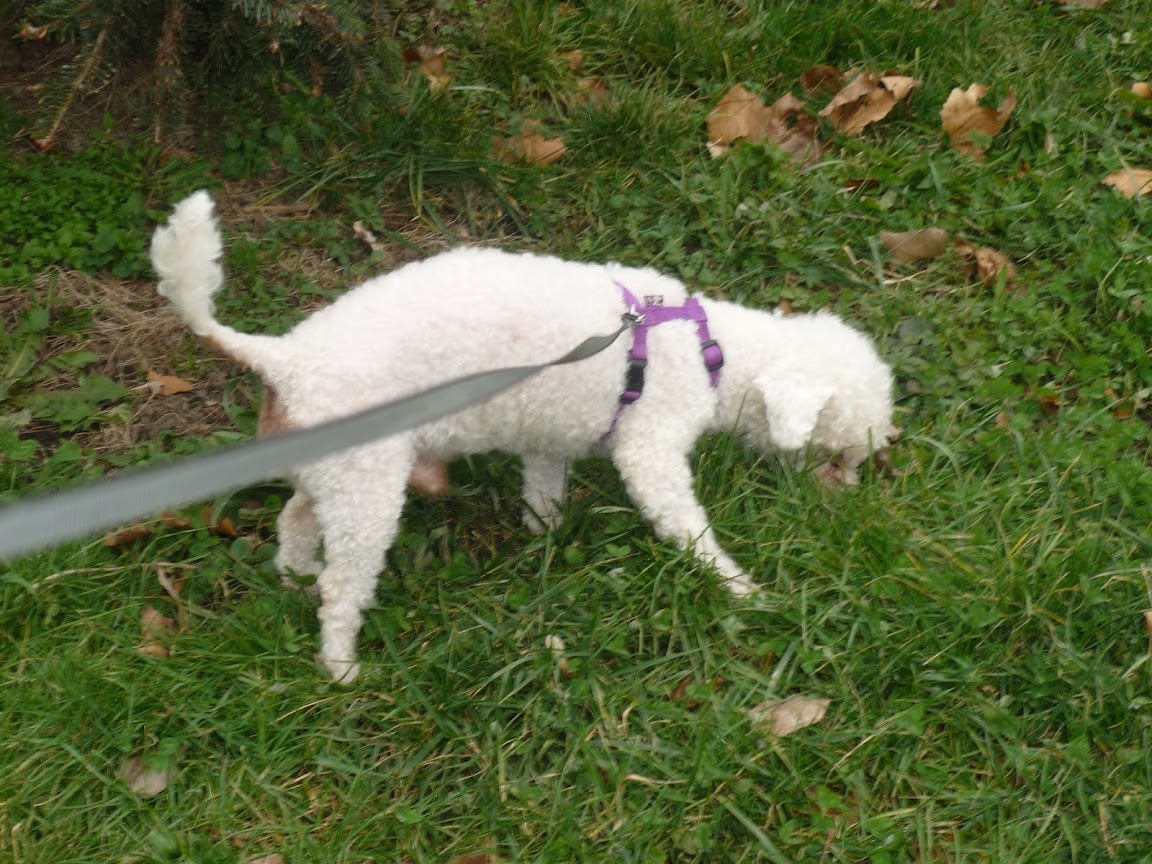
[4, 0, 1152, 861]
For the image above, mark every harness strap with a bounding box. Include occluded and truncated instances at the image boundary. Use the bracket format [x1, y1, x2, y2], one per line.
[605, 281, 725, 438]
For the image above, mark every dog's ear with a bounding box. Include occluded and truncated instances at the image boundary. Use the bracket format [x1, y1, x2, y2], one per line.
[755, 375, 833, 451]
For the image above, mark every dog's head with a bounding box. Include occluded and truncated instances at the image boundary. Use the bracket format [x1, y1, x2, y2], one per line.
[751, 337, 896, 484]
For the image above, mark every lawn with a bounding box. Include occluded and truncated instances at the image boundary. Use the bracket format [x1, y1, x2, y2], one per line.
[2, 1, 1152, 861]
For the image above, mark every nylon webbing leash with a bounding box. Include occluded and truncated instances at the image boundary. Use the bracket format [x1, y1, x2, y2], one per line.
[0, 318, 634, 563]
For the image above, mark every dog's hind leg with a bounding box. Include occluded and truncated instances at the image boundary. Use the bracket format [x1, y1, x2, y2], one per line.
[302, 441, 414, 684]
[274, 491, 323, 590]
[522, 455, 570, 534]
[612, 442, 757, 598]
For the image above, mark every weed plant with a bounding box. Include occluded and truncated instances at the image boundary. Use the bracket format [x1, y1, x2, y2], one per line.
[3, 1, 1152, 862]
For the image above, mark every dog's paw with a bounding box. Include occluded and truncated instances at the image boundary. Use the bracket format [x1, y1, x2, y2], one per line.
[319, 654, 361, 685]
[280, 573, 320, 595]
[275, 550, 323, 591]
[724, 572, 760, 598]
[522, 509, 564, 535]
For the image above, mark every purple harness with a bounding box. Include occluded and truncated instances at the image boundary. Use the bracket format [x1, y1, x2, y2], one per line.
[604, 281, 724, 438]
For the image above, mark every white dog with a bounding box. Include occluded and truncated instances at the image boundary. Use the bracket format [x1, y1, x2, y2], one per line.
[151, 191, 895, 682]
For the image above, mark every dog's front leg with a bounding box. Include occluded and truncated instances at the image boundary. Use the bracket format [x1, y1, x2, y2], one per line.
[522, 455, 570, 533]
[612, 444, 757, 597]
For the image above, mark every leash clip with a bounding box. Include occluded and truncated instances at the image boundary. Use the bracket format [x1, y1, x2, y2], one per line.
[622, 309, 645, 327]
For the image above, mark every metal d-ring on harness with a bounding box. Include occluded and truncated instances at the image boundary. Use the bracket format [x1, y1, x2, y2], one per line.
[604, 280, 725, 438]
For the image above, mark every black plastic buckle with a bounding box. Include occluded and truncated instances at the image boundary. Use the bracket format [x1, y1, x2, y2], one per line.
[700, 339, 724, 373]
[622, 357, 646, 402]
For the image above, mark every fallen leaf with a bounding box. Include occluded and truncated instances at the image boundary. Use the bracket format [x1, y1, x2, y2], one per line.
[146, 370, 195, 396]
[799, 64, 845, 97]
[1132, 82, 1152, 100]
[1145, 610, 1152, 635]
[955, 241, 1017, 288]
[243, 855, 286, 864]
[156, 565, 185, 606]
[707, 84, 772, 156]
[202, 508, 240, 538]
[819, 72, 919, 136]
[560, 49, 584, 71]
[544, 634, 569, 676]
[352, 220, 385, 254]
[574, 77, 611, 106]
[748, 695, 831, 737]
[1059, 0, 1108, 7]
[671, 675, 724, 709]
[494, 122, 566, 166]
[139, 606, 175, 658]
[141, 606, 175, 635]
[1103, 168, 1152, 198]
[161, 512, 192, 530]
[880, 228, 950, 263]
[940, 83, 1017, 159]
[105, 523, 155, 549]
[706, 85, 823, 165]
[19, 22, 52, 39]
[119, 755, 171, 797]
[763, 93, 825, 166]
[417, 46, 450, 92]
[973, 246, 1017, 288]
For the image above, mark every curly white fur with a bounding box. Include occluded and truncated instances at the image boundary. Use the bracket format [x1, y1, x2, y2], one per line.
[152, 191, 896, 683]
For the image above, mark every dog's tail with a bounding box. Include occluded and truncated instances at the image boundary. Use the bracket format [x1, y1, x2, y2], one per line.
[151, 190, 280, 372]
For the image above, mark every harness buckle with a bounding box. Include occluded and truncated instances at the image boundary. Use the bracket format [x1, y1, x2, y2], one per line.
[621, 357, 646, 403]
[700, 339, 724, 373]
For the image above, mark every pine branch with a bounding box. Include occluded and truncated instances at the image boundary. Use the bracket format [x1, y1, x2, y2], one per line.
[35, 13, 111, 151]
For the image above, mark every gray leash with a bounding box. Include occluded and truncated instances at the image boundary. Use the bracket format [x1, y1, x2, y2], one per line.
[0, 318, 635, 563]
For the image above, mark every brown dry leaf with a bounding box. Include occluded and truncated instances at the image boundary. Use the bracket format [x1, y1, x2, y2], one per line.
[161, 512, 192, 530]
[1060, 0, 1108, 7]
[560, 49, 584, 71]
[352, 220, 385, 254]
[105, 523, 155, 549]
[201, 508, 240, 538]
[146, 370, 195, 396]
[574, 77, 611, 106]
[764, 93, 825, 166]
[819, 72, 920, 136]
[1132, 82, 1152, 100]
[140, 606, 175, 635]
[940, 84, 1017, 160]
[707, 84, 772, 157]
[955, 241, 1017, 288]
[494, 124, 567, 166]
[880, 228, 951, 263]
[973, 247, 1017, 288]
[1145, 610, 1152, 635]
[156, 565, 185, 605]
[706, 85, 823, 165]
[799, 65, 845, 97]
[544, 634, 569, 676]
[139, 606, 175, 658]
[243, 855, 286, 864]
[417, 46, 450, 92]
[1103, 168, 1152, 198]
[119, 755, 172, 797]
[748, 695, 831, 737]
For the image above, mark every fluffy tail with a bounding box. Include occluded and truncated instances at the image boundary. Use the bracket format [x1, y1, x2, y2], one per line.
[151, 191, 278, 371]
